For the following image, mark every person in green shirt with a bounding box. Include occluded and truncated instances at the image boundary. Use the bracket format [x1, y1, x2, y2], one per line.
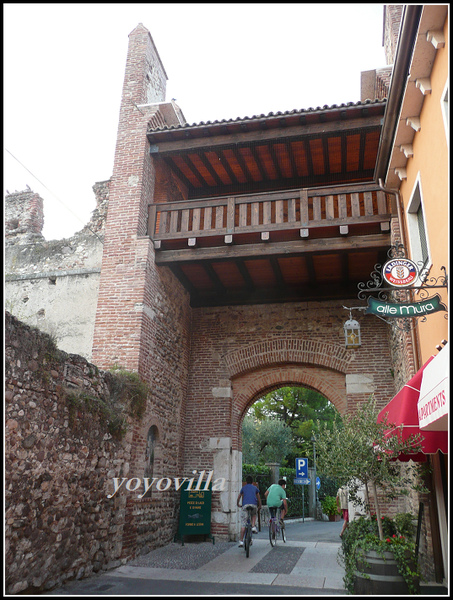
[265, 479, 287, 522]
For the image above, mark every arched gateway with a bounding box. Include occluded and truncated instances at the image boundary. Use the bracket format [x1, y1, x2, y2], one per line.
[91, 24, 399, 548]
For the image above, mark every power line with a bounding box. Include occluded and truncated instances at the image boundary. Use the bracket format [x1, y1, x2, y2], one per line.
[5, 148, 104, 244]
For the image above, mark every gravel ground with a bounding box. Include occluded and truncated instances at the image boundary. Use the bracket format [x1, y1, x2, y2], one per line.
[127, 540, 236, 570]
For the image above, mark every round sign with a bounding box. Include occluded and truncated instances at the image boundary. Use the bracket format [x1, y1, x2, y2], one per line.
[316, 477, 321, 490]
[383, 259, 418, 287]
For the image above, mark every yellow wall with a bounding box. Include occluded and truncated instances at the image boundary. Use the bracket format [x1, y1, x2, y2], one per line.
[399, 15, 449, 365]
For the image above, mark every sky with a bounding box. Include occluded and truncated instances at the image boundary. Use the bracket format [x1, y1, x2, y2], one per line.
[4, 3, 386, 241]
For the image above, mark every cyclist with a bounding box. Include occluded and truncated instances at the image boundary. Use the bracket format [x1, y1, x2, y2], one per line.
[265, 478, 288, 524]
[237, 475, 261, 547]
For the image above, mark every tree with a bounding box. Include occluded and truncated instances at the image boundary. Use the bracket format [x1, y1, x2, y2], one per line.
[242, 415, 294, 465]
[315, 395, 424, 541]
[248, 386, 339, 464]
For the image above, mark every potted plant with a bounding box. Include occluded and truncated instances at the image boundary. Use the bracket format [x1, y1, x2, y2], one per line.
[340, 513, 420, 594]
[315, 396, 425, 595]
[321, 495, 340, 521]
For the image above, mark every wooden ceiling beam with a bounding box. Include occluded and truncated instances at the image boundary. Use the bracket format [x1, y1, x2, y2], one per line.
[155, 233, 390, 264]
[217, 149, 237, 185]
[231, 147, 254, 183]
[270, 256, 285, 288]
[163, 157, 193, 190]
[191, 152, 224, 187]
[236, 259, 255, 291]
[202, 262, 226, 295]
[186, 169, 376, 199]
[188, 281, 365, 308]
[148, 117, 383, 155]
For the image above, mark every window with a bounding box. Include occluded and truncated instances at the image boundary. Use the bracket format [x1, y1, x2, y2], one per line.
[143, 425, 159, 496]
[406, 177, 430, 276]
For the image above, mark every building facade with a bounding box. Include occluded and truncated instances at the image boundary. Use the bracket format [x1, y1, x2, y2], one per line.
[4, 5, 448, 587]
[374, 4, 449, 585]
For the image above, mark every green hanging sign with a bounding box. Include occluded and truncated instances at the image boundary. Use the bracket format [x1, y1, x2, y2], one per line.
[366, 294, 447, 318]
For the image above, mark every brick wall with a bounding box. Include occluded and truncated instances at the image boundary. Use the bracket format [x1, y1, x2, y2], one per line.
[5, 189, 44, 241]
[91, 24, 193, 553]
[181, 301, 397, 537]
[383, 4, 404, 65]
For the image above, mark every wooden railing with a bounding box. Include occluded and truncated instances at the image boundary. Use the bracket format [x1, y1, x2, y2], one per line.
[148, 185, 392, 247]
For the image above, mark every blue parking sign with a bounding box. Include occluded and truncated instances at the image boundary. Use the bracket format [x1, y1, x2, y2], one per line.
[295, 458, 308, 478]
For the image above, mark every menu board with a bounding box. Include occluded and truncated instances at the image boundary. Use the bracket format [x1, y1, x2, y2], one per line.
[176, 483, 214, 544]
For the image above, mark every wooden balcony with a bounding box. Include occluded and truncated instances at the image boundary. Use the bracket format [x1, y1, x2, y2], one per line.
[146, 184, 393, 307]
[149, 184, 392, 251]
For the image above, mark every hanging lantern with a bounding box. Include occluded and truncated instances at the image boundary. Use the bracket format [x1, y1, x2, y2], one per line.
[344, 312, 361, 349]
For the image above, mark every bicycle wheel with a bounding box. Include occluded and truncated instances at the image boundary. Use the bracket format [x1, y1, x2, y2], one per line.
[245, 525, 252, 557]
[281, 521, 286, 543]
[269, 519, 277, 547]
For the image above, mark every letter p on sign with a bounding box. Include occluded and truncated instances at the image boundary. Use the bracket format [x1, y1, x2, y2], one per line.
[296, 458, 308, 478]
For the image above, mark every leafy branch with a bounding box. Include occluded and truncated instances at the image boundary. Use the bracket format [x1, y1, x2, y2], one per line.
[316, 395, 425, 541]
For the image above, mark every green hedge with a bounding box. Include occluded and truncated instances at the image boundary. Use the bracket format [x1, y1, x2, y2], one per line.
[242, 464, 341, 518]
[242, 464, 307, 518]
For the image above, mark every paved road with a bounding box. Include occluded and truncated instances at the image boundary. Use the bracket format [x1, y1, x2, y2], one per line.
[49, 518, 346, 596]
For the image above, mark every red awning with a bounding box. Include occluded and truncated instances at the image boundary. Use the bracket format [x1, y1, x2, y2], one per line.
[377, 357, 448, 461]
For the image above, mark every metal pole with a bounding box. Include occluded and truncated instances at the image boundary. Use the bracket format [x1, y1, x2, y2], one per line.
[312, 438, 318, 505]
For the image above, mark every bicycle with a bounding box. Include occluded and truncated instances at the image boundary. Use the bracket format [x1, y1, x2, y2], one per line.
[243, 506, 254, 557]
[268, 507, 286, 547]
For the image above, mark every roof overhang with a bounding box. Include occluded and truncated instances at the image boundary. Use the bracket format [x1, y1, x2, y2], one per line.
[147, 101, 386, 198]
[374, 4, 448, 188]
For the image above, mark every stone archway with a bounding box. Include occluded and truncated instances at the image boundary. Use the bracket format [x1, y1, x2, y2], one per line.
[232, 363, 347, 451]
[221, 337, 351, 451]
[216, 338, 351, 540]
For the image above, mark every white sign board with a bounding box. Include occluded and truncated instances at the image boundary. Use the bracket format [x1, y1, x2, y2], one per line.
[418, 345, 449, 431]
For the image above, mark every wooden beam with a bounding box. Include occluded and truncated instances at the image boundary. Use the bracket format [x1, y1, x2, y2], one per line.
[236, 259, 255, 291]
[270, 256, 285, 287]
[148, 117, 383, 154]
[188, 281, 364, 308]
[202, 263, 226, 295]
[231, 147, 254, 183]
[155, 233, 391, 264]
[163, 156, 193, 190]
[193, 152, 224, 187]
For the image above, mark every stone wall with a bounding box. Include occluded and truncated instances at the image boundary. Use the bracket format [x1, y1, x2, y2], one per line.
[4, 311, 184, 594]
[5, 181, 109, 361]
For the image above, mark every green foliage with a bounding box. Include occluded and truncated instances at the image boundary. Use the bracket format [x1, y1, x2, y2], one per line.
[280, 466, 309, 518]
[315, 395, 425, 540]
[107, 367, 148, 420]
[321, 495, 340, 516]
[393, 512, 417, 539]
[247, 386, 339, 465]
[65, 368, 149, 440]
[242, 464, 309, 518]
[242, 464, 272, 497]
[242, 415, 294, 465]
[317, 474, 342, 503]
[66, 390, 127, 439]
[340, 515, 420, 594]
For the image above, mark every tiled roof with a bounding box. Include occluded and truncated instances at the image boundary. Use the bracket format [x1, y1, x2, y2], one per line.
[150, 99, 387, 133]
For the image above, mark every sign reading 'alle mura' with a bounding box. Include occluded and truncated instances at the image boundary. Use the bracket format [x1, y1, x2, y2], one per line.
[365, 258, 447, 318]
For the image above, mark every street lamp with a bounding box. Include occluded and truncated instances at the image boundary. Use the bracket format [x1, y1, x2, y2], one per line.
[343, 309, 361, 349]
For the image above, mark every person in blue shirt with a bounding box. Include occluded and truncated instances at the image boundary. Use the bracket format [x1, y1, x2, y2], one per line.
[236, 475, 261, 547]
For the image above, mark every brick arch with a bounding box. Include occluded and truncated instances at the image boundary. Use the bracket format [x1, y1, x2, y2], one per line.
[231, 364, 347, 451]
[222, 337, 353, 379]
